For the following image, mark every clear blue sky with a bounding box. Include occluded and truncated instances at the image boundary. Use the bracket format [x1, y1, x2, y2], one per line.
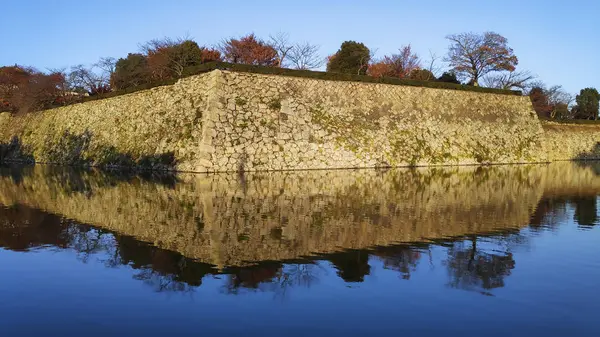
[1, 0, 597, 95]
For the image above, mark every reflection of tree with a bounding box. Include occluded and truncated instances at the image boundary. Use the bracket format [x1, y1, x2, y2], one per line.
[531, 195, 598, 229]
[223, 262, 322, 297]
[530, 197, 570, 231]
[571, 197, 598, 228]
[0, 165, 29, 185]
[445, 236, 515, 294]
[0, 203, 215, 293]
[0, 204, 69, 251]
[64, 225, 115, 263]
[133, 269, 196, 293]
[328, 250, 370, 283]
[114, 236, 216, 291]
[224, 264, 282, 294]
[376, 246, 422, 280]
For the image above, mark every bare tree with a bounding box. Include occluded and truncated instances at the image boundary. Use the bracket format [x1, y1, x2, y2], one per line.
[288, 42, 324, 70]
[482, 70, 536, 90]
[528, 82, 574, 119]
[425, 50, 443, 77]
[527, 81, 573, 106]
[67, 64, 110, 95]
[269, 32, 294, 67]
[94, 57, 116, 78]
[547, 85, 574, 106]
[395, 45, 420, 76]
[359, 47, 378, 75]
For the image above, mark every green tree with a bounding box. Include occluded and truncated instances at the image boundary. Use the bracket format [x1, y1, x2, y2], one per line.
[437, 71, 460, 84]
[110, 53, 150, 90]
[326, 41, 371, 75]
[575, 87, 600, 120]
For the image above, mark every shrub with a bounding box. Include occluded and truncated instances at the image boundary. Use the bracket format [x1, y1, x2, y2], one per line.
[57, 61, 523, 109]
[367, 61, 394, 78]
[408, 69, 436, 81]
[437, 71, 460, 84]
[199, 62, 521, 95]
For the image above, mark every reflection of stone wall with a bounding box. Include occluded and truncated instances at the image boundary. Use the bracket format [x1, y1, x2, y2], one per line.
[200, 167, 544, 267]
[5, 163, 598, 267]
[0, 70, 545, 172]
[539, 162, 600, 197]
[542, 122, 600, 161]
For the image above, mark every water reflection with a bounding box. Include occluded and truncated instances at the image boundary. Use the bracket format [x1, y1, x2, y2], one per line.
[445, 236, 515, 295]
[0, 162, 599, 298]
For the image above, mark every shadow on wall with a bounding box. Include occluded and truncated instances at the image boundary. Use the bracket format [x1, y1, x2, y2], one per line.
[0, 137, 34, 164]
[575, 142, 600, 161]
[0, 130, 177, 172]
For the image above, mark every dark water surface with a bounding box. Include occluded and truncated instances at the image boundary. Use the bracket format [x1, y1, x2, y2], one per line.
[0, 162, 598, 336]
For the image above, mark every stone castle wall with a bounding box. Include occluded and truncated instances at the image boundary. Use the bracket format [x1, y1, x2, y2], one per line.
[541, 121, 600, 161]
[199, 71, 546, 171]
[0, 72, 216, 172]
[0, 70, 553, 172]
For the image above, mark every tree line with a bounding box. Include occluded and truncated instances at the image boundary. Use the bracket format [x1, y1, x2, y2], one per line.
[1, 31, 598, 120]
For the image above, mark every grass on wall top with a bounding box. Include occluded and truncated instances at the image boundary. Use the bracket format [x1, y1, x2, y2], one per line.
[76, 61, 521, 105]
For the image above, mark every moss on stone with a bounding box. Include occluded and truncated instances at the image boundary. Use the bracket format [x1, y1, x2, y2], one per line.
[235, 97, 247, 107]
[268, 98, 282, 111]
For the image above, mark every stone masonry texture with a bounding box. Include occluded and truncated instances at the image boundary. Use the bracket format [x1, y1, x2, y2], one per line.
[0, 69, 598, 172]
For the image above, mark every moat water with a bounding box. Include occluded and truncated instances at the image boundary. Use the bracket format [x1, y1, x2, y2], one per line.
[0, 162, 598, 336]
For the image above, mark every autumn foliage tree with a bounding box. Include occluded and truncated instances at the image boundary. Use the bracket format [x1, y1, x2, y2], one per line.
[445, 32, 518, 86]
[529, 87, 552, 118]
[220, 34, 278, 66]
[0, 66, 65, 113]
[368, 45, 421, 79]
[529, 84, 573, 119]
[142, 38, 221, 80]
